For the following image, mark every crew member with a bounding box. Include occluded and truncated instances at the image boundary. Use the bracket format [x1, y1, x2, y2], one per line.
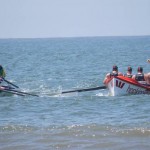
[124, 66, 133, 78]
[103, 65, 123, 84]
[132, 67, 146, 85]
[0, 65, 6, 78]
[0, 65, 6, 84]
[145, 60, 150, 84]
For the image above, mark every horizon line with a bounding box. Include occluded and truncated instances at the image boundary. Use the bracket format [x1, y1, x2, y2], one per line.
[0, 34, 150, 40]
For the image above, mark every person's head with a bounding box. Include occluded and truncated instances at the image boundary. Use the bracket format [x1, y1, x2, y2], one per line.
[112, 65, 118, 71]
[127, 66, 132, 73]
[137, 66, 143, 73]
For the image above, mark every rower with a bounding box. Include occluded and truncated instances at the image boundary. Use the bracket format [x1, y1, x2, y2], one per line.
[103, 65, 123, 84]
[124, 66, 133, 78]
[144, 59, 150, 84]
[132, 67, 147, 85]
[0, 65, 6, 84]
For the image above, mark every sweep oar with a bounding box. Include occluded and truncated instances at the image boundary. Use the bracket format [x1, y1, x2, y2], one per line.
[2, 78, 19, 88]
[7, 89, 39, 97]
[1, 89, 25, 96]
[61, 85, 107, 94]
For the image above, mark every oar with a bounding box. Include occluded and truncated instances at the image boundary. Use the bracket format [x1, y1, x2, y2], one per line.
[1, 85, 15, 90]
[2, 78, 19, 88]
[61, 85, 107, 94]
[7, 89, 39, 97]
[1, 89, 25, 96]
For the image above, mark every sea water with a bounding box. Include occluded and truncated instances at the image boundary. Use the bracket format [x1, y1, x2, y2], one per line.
[0, 36, 150, 150]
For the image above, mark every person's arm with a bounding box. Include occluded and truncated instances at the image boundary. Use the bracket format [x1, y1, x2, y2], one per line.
[103, 73, 110, 84]
[103, 76, 107, 84]
[0, 86, 4, 90]
[118, 72, 123, 76]
[132, 75, 135, 80]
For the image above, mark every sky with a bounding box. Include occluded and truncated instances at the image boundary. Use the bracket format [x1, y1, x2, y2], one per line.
[0, 0, 150, 38]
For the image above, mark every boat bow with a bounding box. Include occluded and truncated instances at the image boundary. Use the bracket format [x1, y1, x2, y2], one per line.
[106, 76, 150, 96]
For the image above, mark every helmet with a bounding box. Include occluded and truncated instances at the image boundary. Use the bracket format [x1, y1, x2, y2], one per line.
[127, 66, 132, 72]
[137, 66, 143, 72]
[112, 65, 118, 71]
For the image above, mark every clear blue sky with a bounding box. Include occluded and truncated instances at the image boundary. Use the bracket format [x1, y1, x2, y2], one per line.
[0, 0, 150, 38]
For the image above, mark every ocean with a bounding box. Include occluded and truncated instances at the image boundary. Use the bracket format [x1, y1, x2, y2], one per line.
[0, 36, 150, 150]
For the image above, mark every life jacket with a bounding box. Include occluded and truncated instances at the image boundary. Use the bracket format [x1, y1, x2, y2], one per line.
[135, 73, 145, 81]
[110, 72, 118, 77]
[124, 73, 133, 78]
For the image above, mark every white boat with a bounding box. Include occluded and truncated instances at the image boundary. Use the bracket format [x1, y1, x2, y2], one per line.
[106, 76, 150, 96]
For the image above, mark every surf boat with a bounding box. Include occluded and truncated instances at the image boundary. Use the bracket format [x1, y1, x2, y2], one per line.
[106, 76, 150, 96]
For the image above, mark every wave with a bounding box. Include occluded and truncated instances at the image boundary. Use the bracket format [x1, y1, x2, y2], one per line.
[1, 124, 150, 150]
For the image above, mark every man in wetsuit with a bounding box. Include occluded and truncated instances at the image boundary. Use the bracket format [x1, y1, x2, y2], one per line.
[103, 65, 123, 84]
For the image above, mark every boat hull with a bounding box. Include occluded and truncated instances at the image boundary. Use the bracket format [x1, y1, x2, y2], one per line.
[106, 76, 150, 96]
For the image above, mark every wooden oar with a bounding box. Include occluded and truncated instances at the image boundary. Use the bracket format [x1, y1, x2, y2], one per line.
[61, 86, 107, 94]
[2, 78, 19, 88]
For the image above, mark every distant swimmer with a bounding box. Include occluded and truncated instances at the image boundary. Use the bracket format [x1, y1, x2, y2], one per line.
[124, 66, 133, 78]
[103, 65, 123, 84]
[147, 59, 150, 63]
